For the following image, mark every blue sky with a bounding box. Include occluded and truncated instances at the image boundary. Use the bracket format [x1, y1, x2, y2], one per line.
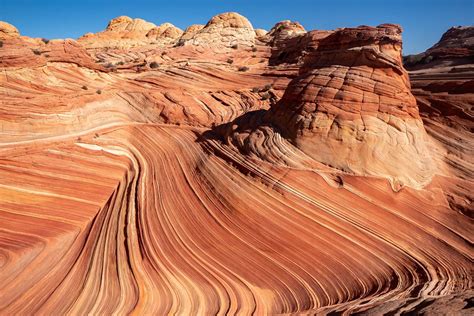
[1, 0, 472, 54]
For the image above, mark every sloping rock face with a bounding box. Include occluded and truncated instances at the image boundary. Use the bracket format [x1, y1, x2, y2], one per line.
[178, 24, 205, 42]
[182, 12, 256, 47]
[0, 21, 20, 39]
[405, 26, 474, 216]
[262, 24, 434, 188]
[0, 25, 100, 69]
[404, 26, 474, 69]
[254, 28, 267, 37]
[0, 16, 473, 316]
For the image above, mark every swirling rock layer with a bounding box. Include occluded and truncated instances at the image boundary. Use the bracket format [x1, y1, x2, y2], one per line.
[0, 16, 473, 315]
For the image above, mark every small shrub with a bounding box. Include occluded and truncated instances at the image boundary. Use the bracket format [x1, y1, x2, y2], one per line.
[81, 85, 88, 90]
[238, 66, 249, 72]
[231, 44, 238, 49]
[105, 63, 114, 68]
[117, 61, 125, 66]
[403, 53, 424, 67]
[150, 61, 159, 68]
[96, 89, 102, 94]
[424, 55, 434, 64]
[41, 38, 50, 44]
[261, 84, 272, 92]
[252, 54, 256, 58]
[251, 87, 260, 93]
[226, 58, 234, 64]
[32, 49, 42, 55]
[261, 92, 271, 100]
[252, 46, 257, 52]
[0, 40, 3, 48]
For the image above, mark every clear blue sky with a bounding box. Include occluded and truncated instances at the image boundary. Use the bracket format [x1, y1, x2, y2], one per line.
[1, 0, 472, 54]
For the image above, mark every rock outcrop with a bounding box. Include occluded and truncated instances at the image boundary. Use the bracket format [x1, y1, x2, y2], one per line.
[146, 23, 183, 41]
[78, 16, 159, 48]
[255, 28, 267, 37]
[404, 26, 474, 70]
[265, 20, 306, 44]
[181, 12, 256, 47]
[178, 24, 205, 42]
[228, 24, 435, 189]
[0, 21, 20, 39]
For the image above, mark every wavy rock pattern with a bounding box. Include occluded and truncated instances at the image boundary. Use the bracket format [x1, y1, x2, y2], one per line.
[0, 14, 473, 315]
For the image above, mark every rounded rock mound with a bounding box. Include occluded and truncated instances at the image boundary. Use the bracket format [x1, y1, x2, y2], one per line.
[183, 12, 256, 47]
[106, 16, 156, 33]
[0, 21, 20, 39]
[264, 24, 435, 189]
[146, 23, 183, 42]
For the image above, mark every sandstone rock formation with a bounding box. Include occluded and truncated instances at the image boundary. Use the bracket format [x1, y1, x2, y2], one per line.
[265, 20, 306, 44]
[0, 16, 472, 316]
[181, 12, 256, 47]
[78, 16, 158, 48]
[146, 23, 183, 42]
[254, 28, 267, 37]
[266, 24, 435, 188]
[404, 26, 474, 69]
[0, 21, 20, 39]
[178, 24, 205, 42]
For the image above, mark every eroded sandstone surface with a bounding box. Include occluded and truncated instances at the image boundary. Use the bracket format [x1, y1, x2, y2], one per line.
[0, 13, 472, 315]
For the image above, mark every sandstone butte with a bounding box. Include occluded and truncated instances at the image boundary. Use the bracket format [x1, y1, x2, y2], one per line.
[0, 12, 473, 315]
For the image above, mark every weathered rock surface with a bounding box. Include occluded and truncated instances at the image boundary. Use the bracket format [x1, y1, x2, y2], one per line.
[404, 26, 474, 70]
[0, 21, 20, 39]
[0, 16, 472, 316]
[227, 24, 436, 188]
[181, 12, 256, 47]
[78, 16, 159, 48]
[265, 20, 306, 44]
[146, 23, 183, 42]
[179, 24, 205, 42]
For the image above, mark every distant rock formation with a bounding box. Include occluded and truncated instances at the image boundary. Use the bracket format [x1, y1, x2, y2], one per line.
[78, 16, 155, 48]
[178, 12, 256, 47]
[179, 24, 205, 42]
[106, 16, 156, 33]
[146, 23, 183, 40]
[265, 20, 306, 44]
[404, 26, 474, 70]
